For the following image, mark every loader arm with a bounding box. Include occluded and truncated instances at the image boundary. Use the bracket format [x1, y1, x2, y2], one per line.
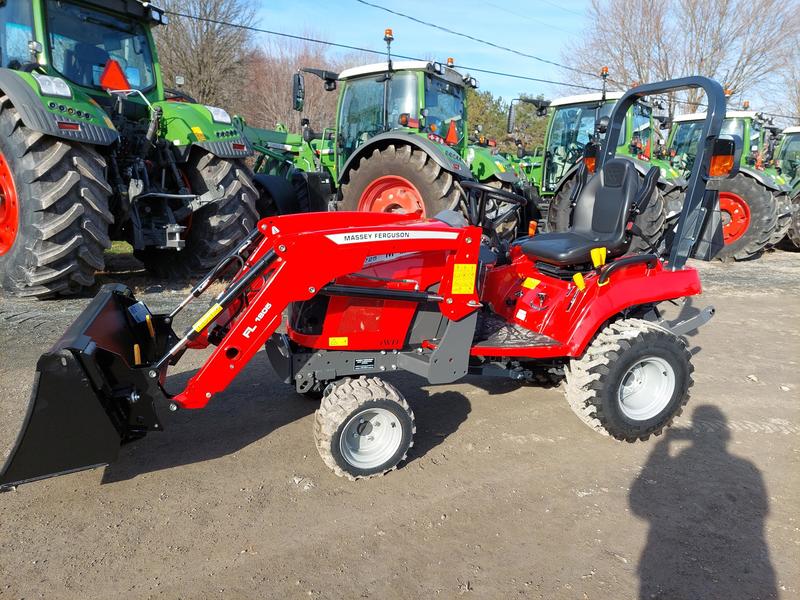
[171, 213, 482, 408]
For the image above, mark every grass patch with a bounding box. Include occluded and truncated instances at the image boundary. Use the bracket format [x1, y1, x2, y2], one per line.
[108, 240, 133, 255]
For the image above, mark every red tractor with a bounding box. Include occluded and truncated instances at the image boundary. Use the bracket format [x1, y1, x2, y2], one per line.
[0, 78, 738, 488]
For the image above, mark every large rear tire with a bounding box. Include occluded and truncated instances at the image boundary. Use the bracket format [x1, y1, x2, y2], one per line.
[136, 154, 258, 278]
[340, 144, 460, 217]
[714, 174, 777, 261]
[565, 318, 692, 442]
[766, 192, 792, 247]
[0, 96, 112, 298]
[546, 171, 666, 252]
[787, 191, 800, 250]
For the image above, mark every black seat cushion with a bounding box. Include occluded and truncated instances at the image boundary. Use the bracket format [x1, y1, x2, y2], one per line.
[520, 158, 643, 267]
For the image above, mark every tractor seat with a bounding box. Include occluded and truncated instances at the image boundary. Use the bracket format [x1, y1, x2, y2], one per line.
[519, 159, 658, 267]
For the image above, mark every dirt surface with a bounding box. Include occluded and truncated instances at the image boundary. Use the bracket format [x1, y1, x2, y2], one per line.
[0, 250, 798, 599]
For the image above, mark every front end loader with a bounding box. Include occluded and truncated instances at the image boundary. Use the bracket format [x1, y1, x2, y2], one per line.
[1, 77, 738, 489]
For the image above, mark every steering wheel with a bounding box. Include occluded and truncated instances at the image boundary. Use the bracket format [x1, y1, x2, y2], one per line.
[460, 181, 527, 251]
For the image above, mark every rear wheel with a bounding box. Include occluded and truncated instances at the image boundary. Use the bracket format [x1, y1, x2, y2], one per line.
[714, 174, 777, 261]
[314, 377, 415, 480]
[565, 318, 692, 442]
[0, 96, 112, 298]
[766, 192, 792, 247]
[787, 191, 800, 250]
[341, 144, 460, 217]
[136, 153, 258, 278]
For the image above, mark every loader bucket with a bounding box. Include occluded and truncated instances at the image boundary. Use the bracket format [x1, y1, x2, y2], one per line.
[0, 284, 175, 490]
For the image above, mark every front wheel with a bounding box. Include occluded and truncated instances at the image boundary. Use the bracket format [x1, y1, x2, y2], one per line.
[314, 377, 415, 480]
[136, 153, 259, 278]
[340, 144, 460, 217]
[565, 318, 693, 442]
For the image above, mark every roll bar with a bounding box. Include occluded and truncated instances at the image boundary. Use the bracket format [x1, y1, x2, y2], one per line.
[599, 77, 729, 270]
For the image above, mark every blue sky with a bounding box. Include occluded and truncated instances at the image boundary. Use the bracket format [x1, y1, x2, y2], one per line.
[256, 0, 593, 102]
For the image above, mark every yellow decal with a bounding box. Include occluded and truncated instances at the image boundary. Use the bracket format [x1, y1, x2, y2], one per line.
[572, 272, 586, 291]
[522, 277, 540, 290]
[102, 115, 114, 129]
[191, 126, 207, 141]
[590, 247, 607, 268]
[192, 303, 223, 333]
[328, 336, 349, 347]
[145, 313, 156, 338]
[451, 263, 477, 294]
[495, 161, 506, 173]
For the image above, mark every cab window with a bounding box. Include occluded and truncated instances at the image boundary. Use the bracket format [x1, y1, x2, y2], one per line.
[0, 2, 35, 69]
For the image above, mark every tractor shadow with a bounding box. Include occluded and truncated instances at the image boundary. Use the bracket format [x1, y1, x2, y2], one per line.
[630, 405, 777, 600]
[101, 355, 317, 483]
[101, 367, 473, 483]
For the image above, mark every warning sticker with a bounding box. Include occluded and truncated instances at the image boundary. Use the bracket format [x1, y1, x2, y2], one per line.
[451, 263, 477, 295]
[515, 308, 527, 322]
[191, 126, 207, 141]
[328, 336, 349, 347]
[192, 303, 223, 333]
[522, 277, 541, 290]
[354, 358, 375, 371]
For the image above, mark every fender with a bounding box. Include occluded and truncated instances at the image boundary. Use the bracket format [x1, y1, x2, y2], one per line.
[739, 166, 792, 194]
[156, 100, 253, 161]
[0, 68, 117, 145]
[339, 131, 473, 184]
[466, 145, 518, 184]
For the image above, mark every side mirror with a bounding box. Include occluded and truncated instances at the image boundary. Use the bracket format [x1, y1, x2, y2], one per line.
[709, 136, 742, 179]
[292, 72, 305, 112]
[507, 104, 516, 134]
[596, 116, 610, 135]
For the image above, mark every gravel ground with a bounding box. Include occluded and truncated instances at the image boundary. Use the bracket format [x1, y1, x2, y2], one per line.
[0, 249, 798, 599]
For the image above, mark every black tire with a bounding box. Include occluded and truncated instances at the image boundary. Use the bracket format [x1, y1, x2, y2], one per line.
[766, 192, 792, 247]
[137, 153, 258, 278]
[545, 176, 575, 232]
[314, 377, 415, 480]
[787, 191, 800, 250]
[0, 96, 112, 298]
[715, 174, 777, 261]
[340, 144, 460, 216]
[565, 318, 693, 442]
[546, 171, 666, 252]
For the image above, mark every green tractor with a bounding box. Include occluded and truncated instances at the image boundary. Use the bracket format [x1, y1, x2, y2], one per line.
[772, 125, 800, 248]
[0, 0, 259, 298]
[246, 33, 527, 226]
[664, 110, 790, 260]
[507, 88, 669, 244]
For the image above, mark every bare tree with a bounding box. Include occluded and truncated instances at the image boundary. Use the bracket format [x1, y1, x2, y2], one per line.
[239, 37, 351, 133]
[154, 0, 256, 112]
[563, 0, 800, 118]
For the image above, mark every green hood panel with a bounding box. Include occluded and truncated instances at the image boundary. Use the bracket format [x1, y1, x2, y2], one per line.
[157, 101, 252, 158]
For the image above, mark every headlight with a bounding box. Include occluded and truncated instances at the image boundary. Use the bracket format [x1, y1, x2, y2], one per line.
[205, 105, 232, 124]
[32, 73, 72, 99]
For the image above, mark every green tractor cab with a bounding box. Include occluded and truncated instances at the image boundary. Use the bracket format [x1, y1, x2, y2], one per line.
[665, 110, 791, 259]
[244, 34, 531, 231]
[0, 0, 259, 297]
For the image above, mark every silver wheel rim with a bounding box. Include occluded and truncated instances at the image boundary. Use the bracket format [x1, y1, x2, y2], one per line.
[339, 407, 403, 470]
[617, 356, 676, 421]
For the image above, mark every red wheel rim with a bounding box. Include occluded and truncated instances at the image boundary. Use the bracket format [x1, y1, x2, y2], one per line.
[358, 175, 425, 216]
[718, 191, 751, 245]
[0, 151, 19, 255]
